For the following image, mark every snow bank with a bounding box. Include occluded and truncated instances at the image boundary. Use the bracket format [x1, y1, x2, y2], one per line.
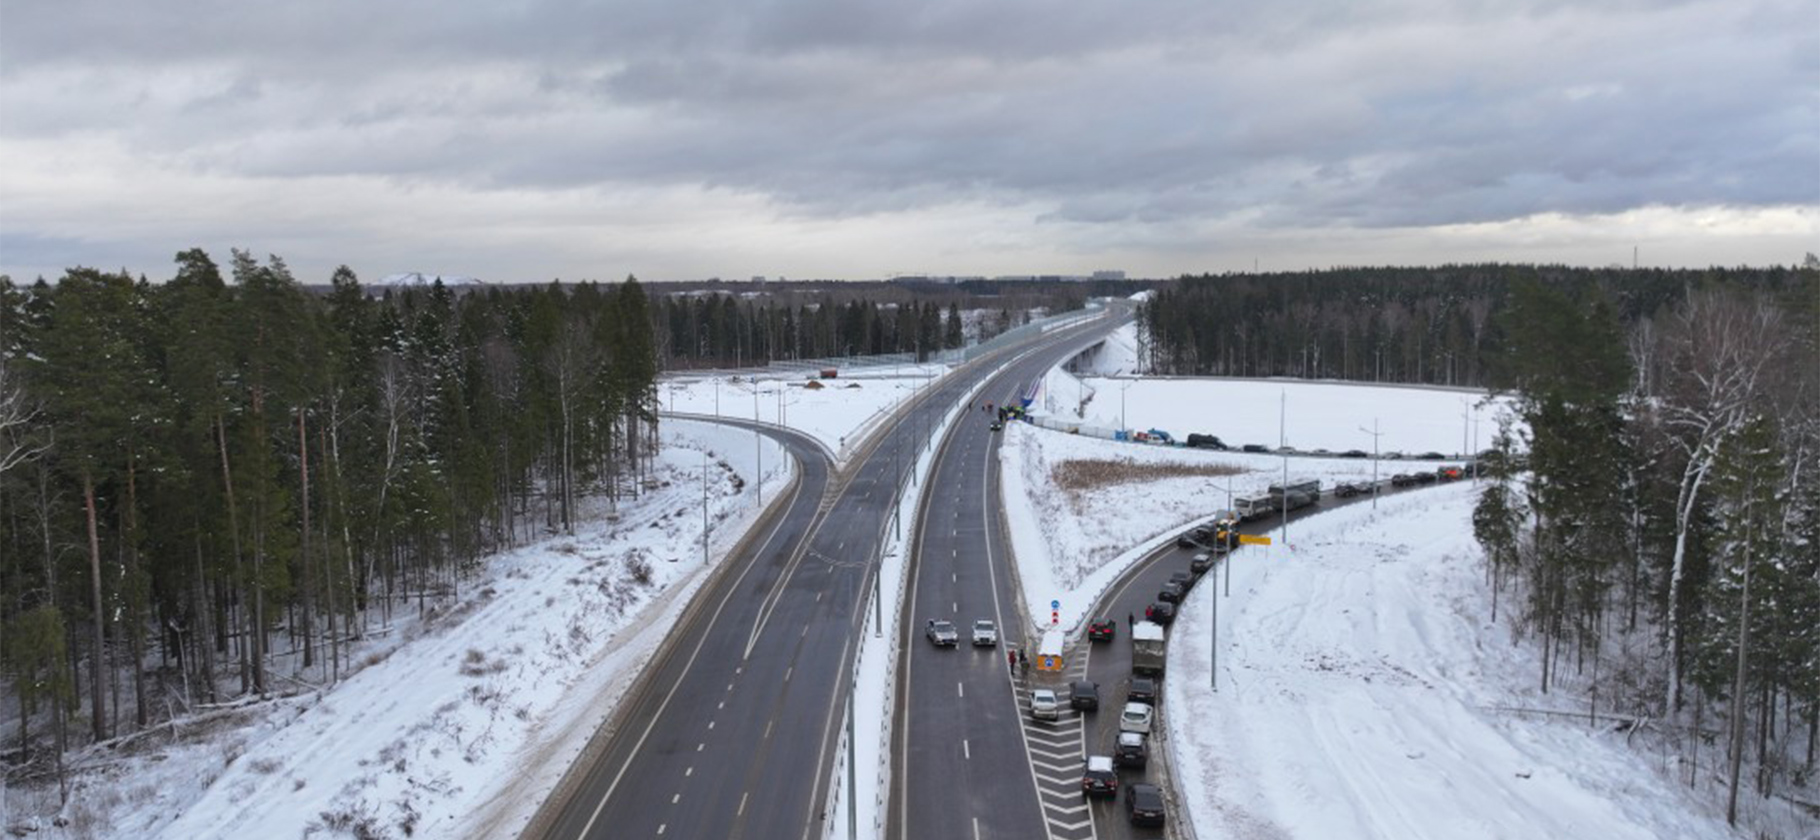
[1164, 484, 1742, 839]
[84, 420, 791, 840]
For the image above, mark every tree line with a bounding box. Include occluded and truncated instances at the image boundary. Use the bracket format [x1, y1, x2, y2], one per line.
[1138, 264, 1809, 387]
[649, 278, 1100, 369]
[1144, 262, 1819, 823]
[0, 252, 659, 783]
[1463, 270, 1817, 826]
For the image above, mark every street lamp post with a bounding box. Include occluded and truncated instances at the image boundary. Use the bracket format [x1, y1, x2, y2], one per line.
[1359, 419, 1383, 509]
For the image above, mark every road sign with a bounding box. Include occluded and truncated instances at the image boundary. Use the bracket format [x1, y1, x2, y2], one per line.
[1051, 599, 1061, 609]
[1239, 534, 1273, 545]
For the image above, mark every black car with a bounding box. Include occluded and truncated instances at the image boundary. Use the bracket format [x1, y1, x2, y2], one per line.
[1145, 602, 1176, 625]
[1087, 618, 1116, 642]
[1241, 443, 1269, 453]
[1186, 433, 1228, 450]
[1157, 581, 1185, 604]
[1417, 451, 1446, 460]
[1069, 680, 1100, 712]
[1174, 526, 1211, 549]
[1114, 731, 1148, 768]
[1126, 782, 1167, 827]
[1168, 570, 1193, 587]
[1128, 676, 1157, 705]
[1082, 755, 1119, 799]
[1414, 471, 1438, 485]
[1190, 553, 1214, 574]
[989, 420, 1004, 431]
[1341, 449, 1369, 458]
[1333, 482, 1364, 498]
[1390, 473, 1416, 487]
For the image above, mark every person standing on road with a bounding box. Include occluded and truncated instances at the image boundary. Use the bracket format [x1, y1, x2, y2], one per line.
[1007, 649, 1016, 671]
[1127, 612, 1134, 628]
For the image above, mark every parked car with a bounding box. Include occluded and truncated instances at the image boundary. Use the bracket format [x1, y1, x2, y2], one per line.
[1168, 570, 1192, 587]
[1311, 448, 1332, 456]
[1390, 473, 1417, 487]
[1190, 553, 1214, 574]
[1128, 676, 1158, 705]
[1113, 731, 1148, 768]
[1087, 618, 1116, 642]
[1126, 782, 1167, 827]
[1031, 689, 1061, 721]
[1414, 471, 1438, 485]
[1082, 755, 1119, 798]
[1333, 482, 1365, 498]
[1070, 680, 1100, 712]
[1275, 445, 1298, 454]
[1341, 449, 1369, 458]
[971, 619, 998, 647]
[925, 619, 958, 647]
[1242, 443, 1270, 453]
[1157, 581, 1185, 604]
[1436, 466, 1464, 482]
[1384, 451, 1405, 460]
[1418, 451, 1446, 460]
[1145, 602, 1176, 625]
[1118, 701, 1154, 734]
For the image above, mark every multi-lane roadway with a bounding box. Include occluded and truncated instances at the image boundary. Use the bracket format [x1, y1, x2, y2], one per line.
[532, 309, 1123, 839]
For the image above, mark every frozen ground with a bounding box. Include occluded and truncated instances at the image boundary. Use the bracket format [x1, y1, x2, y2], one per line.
[1056, 321, 1512, 456]
[45, 419, 797, 840]
[661, 364, 949, 463]
[1165, 484, 1762, 840]
[997, 369, 1802, 839]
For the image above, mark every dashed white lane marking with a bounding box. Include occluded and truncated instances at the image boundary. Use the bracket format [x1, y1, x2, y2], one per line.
[785, 666, 793, 682]
[708, 721, 715, 730]
[696, 742, 704, 752]
[670, 793, 680, 804]
[957, 682, 965, 698]
[963, 739, 971, 760]
[685, 766, 693, 777]
[765, 721, 773, 738]
[658, 824, 667, 835]
[739, 792, 749, 815]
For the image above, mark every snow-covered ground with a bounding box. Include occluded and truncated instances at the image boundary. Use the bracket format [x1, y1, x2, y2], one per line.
[1057, 322, 1511, 456]
[53, 419, 798, 840]
[661, 364, 949, 463]
[1163, 484, 1748, 840]
[996, 366, 1794, 839]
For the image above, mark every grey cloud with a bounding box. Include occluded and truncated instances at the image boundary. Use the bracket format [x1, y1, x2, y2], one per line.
[0, 0, 1812, 279]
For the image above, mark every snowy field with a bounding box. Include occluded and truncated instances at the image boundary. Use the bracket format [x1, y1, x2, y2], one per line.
[1165, 484, 1750, 840]
[1059, 321, 1512, 456]
[996, 362, 1798, 838]
[661, 364, 949, 462]
[56, 420, 793, 840]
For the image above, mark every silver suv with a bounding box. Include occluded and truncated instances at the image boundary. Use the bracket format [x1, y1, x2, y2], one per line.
[971, 619, 998, 646]
[925, 619, 958, 647]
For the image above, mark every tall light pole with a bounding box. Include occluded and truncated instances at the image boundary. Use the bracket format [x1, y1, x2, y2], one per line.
[1119, 380, 1132, 432]
[701, 451, 710, 566]
[1359, 419, 1383, 509]
[1279, 389, 1289, 545]
[755, 382, 763, 506]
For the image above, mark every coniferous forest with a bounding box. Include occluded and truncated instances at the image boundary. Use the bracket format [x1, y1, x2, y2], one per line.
[0, 253, 1107, 782]
[1146, 264, 1820, 815]
[0, 250, 671, 773]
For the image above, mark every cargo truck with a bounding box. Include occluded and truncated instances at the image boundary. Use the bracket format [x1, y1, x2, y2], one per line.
[1131, 621, 1167, 676]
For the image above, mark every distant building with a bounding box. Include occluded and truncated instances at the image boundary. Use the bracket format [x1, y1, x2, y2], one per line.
[1091, 270, 1127, 281]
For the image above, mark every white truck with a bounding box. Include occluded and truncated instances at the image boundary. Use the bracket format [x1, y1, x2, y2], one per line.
[1131, 621, 1166, 676]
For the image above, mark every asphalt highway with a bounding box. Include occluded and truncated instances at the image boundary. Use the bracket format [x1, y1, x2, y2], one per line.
[890, 316, 1132, 840]
[533, 312, 1117, 840]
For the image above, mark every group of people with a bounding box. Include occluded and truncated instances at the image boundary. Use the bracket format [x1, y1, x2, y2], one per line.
[1006, 646, 1030, 675]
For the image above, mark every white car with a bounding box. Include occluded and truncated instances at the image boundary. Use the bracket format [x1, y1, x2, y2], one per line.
[971, 619, 998, 646]
[1031, 689, 1061, 721]
[1118, 701, 1153, 734]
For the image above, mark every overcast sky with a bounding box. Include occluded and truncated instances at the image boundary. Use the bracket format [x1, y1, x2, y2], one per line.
[1, 0, 1814, 284]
